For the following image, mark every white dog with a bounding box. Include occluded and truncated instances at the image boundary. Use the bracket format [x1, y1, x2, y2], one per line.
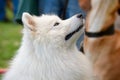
[2, 12, 93, 80]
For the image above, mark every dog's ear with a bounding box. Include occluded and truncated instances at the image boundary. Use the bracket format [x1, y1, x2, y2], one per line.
[117, 0, 120, 15]
[22, 12, 36, 31]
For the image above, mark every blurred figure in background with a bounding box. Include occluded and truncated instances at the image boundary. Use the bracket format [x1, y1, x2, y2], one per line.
[0, 0, 19, 22]
[12, 0, 19, 17]
[0, 0, 6, 21]
[39, 0, 86, 19]
[0, 0, 10, 22]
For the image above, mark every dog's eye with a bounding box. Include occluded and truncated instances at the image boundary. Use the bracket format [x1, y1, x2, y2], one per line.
[54, 22, 60, 26]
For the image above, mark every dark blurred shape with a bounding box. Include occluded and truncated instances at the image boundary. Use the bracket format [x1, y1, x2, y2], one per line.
[0, 0, 19, 22]
[15, 0, 39, 24]
[0, 0, 10, 22]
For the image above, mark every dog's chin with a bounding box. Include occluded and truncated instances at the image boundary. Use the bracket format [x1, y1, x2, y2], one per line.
[65, 24, 83, 41]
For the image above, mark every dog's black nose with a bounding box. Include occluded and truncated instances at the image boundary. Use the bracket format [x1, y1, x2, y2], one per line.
[77, 14, 83, 19]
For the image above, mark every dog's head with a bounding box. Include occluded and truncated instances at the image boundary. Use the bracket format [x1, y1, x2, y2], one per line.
[22, 12, 84, 48]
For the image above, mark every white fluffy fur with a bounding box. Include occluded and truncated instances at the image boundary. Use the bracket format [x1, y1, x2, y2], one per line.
[2, 13, 93, 80]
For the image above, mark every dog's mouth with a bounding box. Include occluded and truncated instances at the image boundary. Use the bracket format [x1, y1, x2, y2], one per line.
[65, 24, 83, 40]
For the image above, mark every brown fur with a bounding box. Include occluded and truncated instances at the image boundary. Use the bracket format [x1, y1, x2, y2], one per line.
[84, 0, 120, 80]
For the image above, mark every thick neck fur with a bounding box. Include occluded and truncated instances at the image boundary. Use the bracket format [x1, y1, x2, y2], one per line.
[20, 29, 77, 60]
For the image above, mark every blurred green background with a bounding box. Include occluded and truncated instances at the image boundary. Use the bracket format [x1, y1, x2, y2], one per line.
[0, 22, 22, 68]
[0, 8, 22, 79]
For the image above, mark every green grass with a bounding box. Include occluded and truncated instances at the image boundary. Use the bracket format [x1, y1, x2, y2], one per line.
[0, 75, 2, 80]
[0, 22, 22, 80]
[0, 6, 22, 80]
[0, 22, 22, 68]
[0, 6, 22, 68]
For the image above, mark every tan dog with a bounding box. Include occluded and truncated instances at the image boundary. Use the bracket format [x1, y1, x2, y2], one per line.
[84, 0, 120, 80]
